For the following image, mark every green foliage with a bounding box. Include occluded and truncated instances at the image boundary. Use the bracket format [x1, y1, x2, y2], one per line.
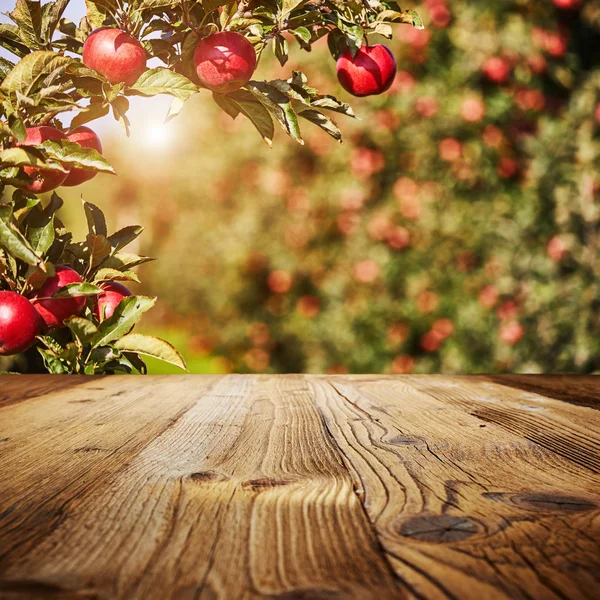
[0, 192, 186, 373]
[0, 0, 422, 153]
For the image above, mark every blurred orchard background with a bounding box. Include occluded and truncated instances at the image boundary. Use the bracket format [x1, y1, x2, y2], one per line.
[5, 0, 600, 375]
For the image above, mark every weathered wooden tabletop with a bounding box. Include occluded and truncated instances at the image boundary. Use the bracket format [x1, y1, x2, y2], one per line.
[1, 375, 599, 600]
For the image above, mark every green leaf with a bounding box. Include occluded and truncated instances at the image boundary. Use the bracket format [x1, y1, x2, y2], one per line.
[127, 68, 198, 101]
[83, 200, 107, 237]
[40, 140, 116, 174]
[217, 89, 275, 146]
[0, 147, 68, 172]
[65, 316, 99, 344]
[37, 334, 63, 354]
[376, 9, 424, 30]
[13, 195, 40, 223]
[38, 348, 70, 373]
[280, 0, 308, 19]
[50, 281, 101, 298]
[113, 333, 187, 371]
[107, 225, 144, 252]
[92, 295, 156, 348]
[27, 205, 56, 256]
[130, 0, 178, 11]
[291, 26, 311, 46]
[212, 92, 240, 119]
[1, 51, 74, 97]
[70, 100, 110, 129]
[9, 0, 43, 48]
[335, 16, 364, 56]
[86, 233, 112, 268]
[298, 109, 342, 142]
[8, 114, 26, 142]
[0, 57, 15, 79]
[111, 96, 131, 136]
[85, 0, 119, 20]
[272, 34, 289, 67]
[246, 82, 303, 144]
[0, 205, 43, 267]
[373, 23, 393, 38]
[94, 268, 140, 283]
[102, 252, 155, 270]
[310, 95, 356, 118]
[0, 24, 30, 58]
[42, 0, 71, 44]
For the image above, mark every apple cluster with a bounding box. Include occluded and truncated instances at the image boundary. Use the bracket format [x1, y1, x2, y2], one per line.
[0, 269, 131, 356]
[81, 25, 399, 101]
[13, 21, 402, 197]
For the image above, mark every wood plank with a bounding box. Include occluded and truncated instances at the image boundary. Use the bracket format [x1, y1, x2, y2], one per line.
[410, 376, 600, 474]
[0, 375, 405, 599]
[309, 375, 600, 600]
[0, 376, 220, 571]
[0, 375, 91, 409]
[483, 375, 600, 410]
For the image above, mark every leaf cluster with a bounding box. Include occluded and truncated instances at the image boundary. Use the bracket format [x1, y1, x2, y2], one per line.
[0, 0, 422, 148]
[0, 191, 186, 373]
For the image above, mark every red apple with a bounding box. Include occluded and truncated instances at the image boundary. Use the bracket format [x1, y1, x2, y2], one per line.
[17, 126, 70, 194]
[62, 127, 103, 187]
[461, 97, 486, 122]
[336, 45, 397, 97]
[553, 0, 581, 9]
[30, 266, 86, 329]
[83, 28, 146, 85]
[0, 291, 41, 355]
[94, 281, 132, 321]
[194, 32, 257, 94]
[482, 56, 511, 84]
[499, 321, 524, 346]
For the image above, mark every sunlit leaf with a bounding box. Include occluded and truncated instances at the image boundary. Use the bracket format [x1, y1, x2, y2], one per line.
[114, 333, 187, 370]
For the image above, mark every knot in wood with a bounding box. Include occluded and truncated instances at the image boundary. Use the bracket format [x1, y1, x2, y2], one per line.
[188, 471, 228, 483]
[398, 515, 479, 543]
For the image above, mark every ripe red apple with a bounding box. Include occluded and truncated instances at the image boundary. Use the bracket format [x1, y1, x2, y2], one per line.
[94, 281, 132, 321]
[17, 126, 70, 194]
[30, 266, 86, 329]
[62, 127, 103, 187]
[83, 28, 146, 85]
[0, 291, 41, 355]
[194, 32, 257, 94]
[336, 45, 397, 97]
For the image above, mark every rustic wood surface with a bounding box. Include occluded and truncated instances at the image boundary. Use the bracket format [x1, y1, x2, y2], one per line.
[0, 375, 599, 600]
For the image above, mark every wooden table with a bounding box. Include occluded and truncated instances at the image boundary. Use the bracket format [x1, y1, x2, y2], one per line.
[1, 375, 599, 600]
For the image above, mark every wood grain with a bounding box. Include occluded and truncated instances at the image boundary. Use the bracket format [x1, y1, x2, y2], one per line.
[1, 375, 599, 600]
